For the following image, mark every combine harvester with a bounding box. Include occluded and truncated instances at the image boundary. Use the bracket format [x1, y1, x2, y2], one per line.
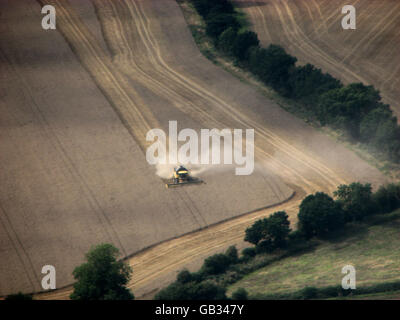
[165, 166, 203, 188]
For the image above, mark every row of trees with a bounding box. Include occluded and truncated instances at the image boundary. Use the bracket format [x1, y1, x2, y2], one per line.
[192, 0, 239, 39]
[154, 181, 400, 300]
[154, 245, 244, 300]
[191, 0, 400, 163]
[27, 182, 395, 301]
[299, 182, 400, 238]
[245, 182, 400, 247]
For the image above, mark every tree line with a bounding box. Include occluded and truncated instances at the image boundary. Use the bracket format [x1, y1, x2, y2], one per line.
[7, 182, 398, 300]
[155, 181, 400, 300]
[190, 0, 400, 163]
[246, 182, 400, 248]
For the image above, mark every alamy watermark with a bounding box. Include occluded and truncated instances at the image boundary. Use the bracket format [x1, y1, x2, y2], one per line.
[41, 265, 56, 290]
[342, 265, 356, 290]
[41, 5, 56, 30]
[341, 5, 356, 30]
[146, 121, 254, 175]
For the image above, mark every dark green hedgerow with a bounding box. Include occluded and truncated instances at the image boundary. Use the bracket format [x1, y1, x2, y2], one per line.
[251, 280, 400, 300]
[189, 0, 400, 164]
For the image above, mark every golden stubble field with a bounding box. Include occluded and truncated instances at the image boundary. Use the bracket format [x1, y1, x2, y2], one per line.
[236, 0, 400, 119]
[0, 0, 387, 298]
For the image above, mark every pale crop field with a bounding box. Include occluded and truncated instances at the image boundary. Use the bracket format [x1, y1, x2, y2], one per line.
[1, 0, 387, 298]
[236, 0, 400, 119]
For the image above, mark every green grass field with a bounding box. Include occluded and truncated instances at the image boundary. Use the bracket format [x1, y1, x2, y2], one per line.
[228, 211, 400, 298]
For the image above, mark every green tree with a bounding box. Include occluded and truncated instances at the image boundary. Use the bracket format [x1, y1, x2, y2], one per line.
[201, 253, 232, 275]
[298, 192, 345, 238]
[155, 281, 226, 300]
[266, 211, 291, 248]
[70, 243, 134, 300]
[373, 183, 400, 213]
[192, 0, 234, 18]
[298, 286, 318, 299]
[373, 118, 400, 160]
[244, 218, 266, 245]
[317, 83, 382, 137]
[218, 27, 237, 55]
[248, 45, 297, 94]
[245, 211, 291, 252]
[334, 183, 375, 221]
[359, 105, 393, 143]
[225, 245, 239, 264]
[231, 288, 248, 300]
[205, 13, 239, 39]
[207, 0, 235, 17]
[288, 64, 342, 101]
[232, 31, 259, 61]
[176, 269, 194, 284]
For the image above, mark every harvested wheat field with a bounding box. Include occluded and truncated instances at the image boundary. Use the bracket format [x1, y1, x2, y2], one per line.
[236, 0, 400, 118]
[0, 0, 387, 298]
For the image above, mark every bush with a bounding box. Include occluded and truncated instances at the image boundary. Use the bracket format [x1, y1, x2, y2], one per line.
[241, 247, 256, 260]
[288, 229, 306, 242]
[288, 64, 342, 101]
[244, 219, 266, 245]
[207, 0, 235, 17]
[205, 13, 239, 39]
[155, 280, 227, 300]
[70, 243, 134, 300]
[177, 269, 194, 284]
[255, 239, 275, 253]
[218, 27, 238, 55]
[314, 82, 400, 161]
[297, 286, 318, 299]
[371, 118, 400, 161]
[192, 0, 234, 19]
[267, 211, 291, 248]
[298, 192, 345, 238]
[231, 287, 248, 300]
[334, 183, 376, 221]
[225, 246, 239, 264]
[248, 45, 297, 95]
[201, 253, 232, 275]
[189, 281, 227, 300]
[232, 31, 259, 61]
[373, 183, 400, 214]
[318, 286, 342, 298]
[245, 211, 291, 251]
[359, 105, 394, 143]
[317, 83, 382, 138]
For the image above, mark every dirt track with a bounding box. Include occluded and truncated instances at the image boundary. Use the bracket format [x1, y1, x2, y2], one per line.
[236, 0, 400, 119]
[1, 0, 388, 298]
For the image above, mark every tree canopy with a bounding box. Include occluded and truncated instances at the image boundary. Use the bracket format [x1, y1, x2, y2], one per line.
[205, 13, 239, 39]
[334, 182, 375, 221]
[248, 45, 297, 94]
[245, 211, 291, 252]
[298, 192, 345, 238]
[155, 280, 227, 300]
[232, 31, 259, 61]
[70, 243, 134, 300]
